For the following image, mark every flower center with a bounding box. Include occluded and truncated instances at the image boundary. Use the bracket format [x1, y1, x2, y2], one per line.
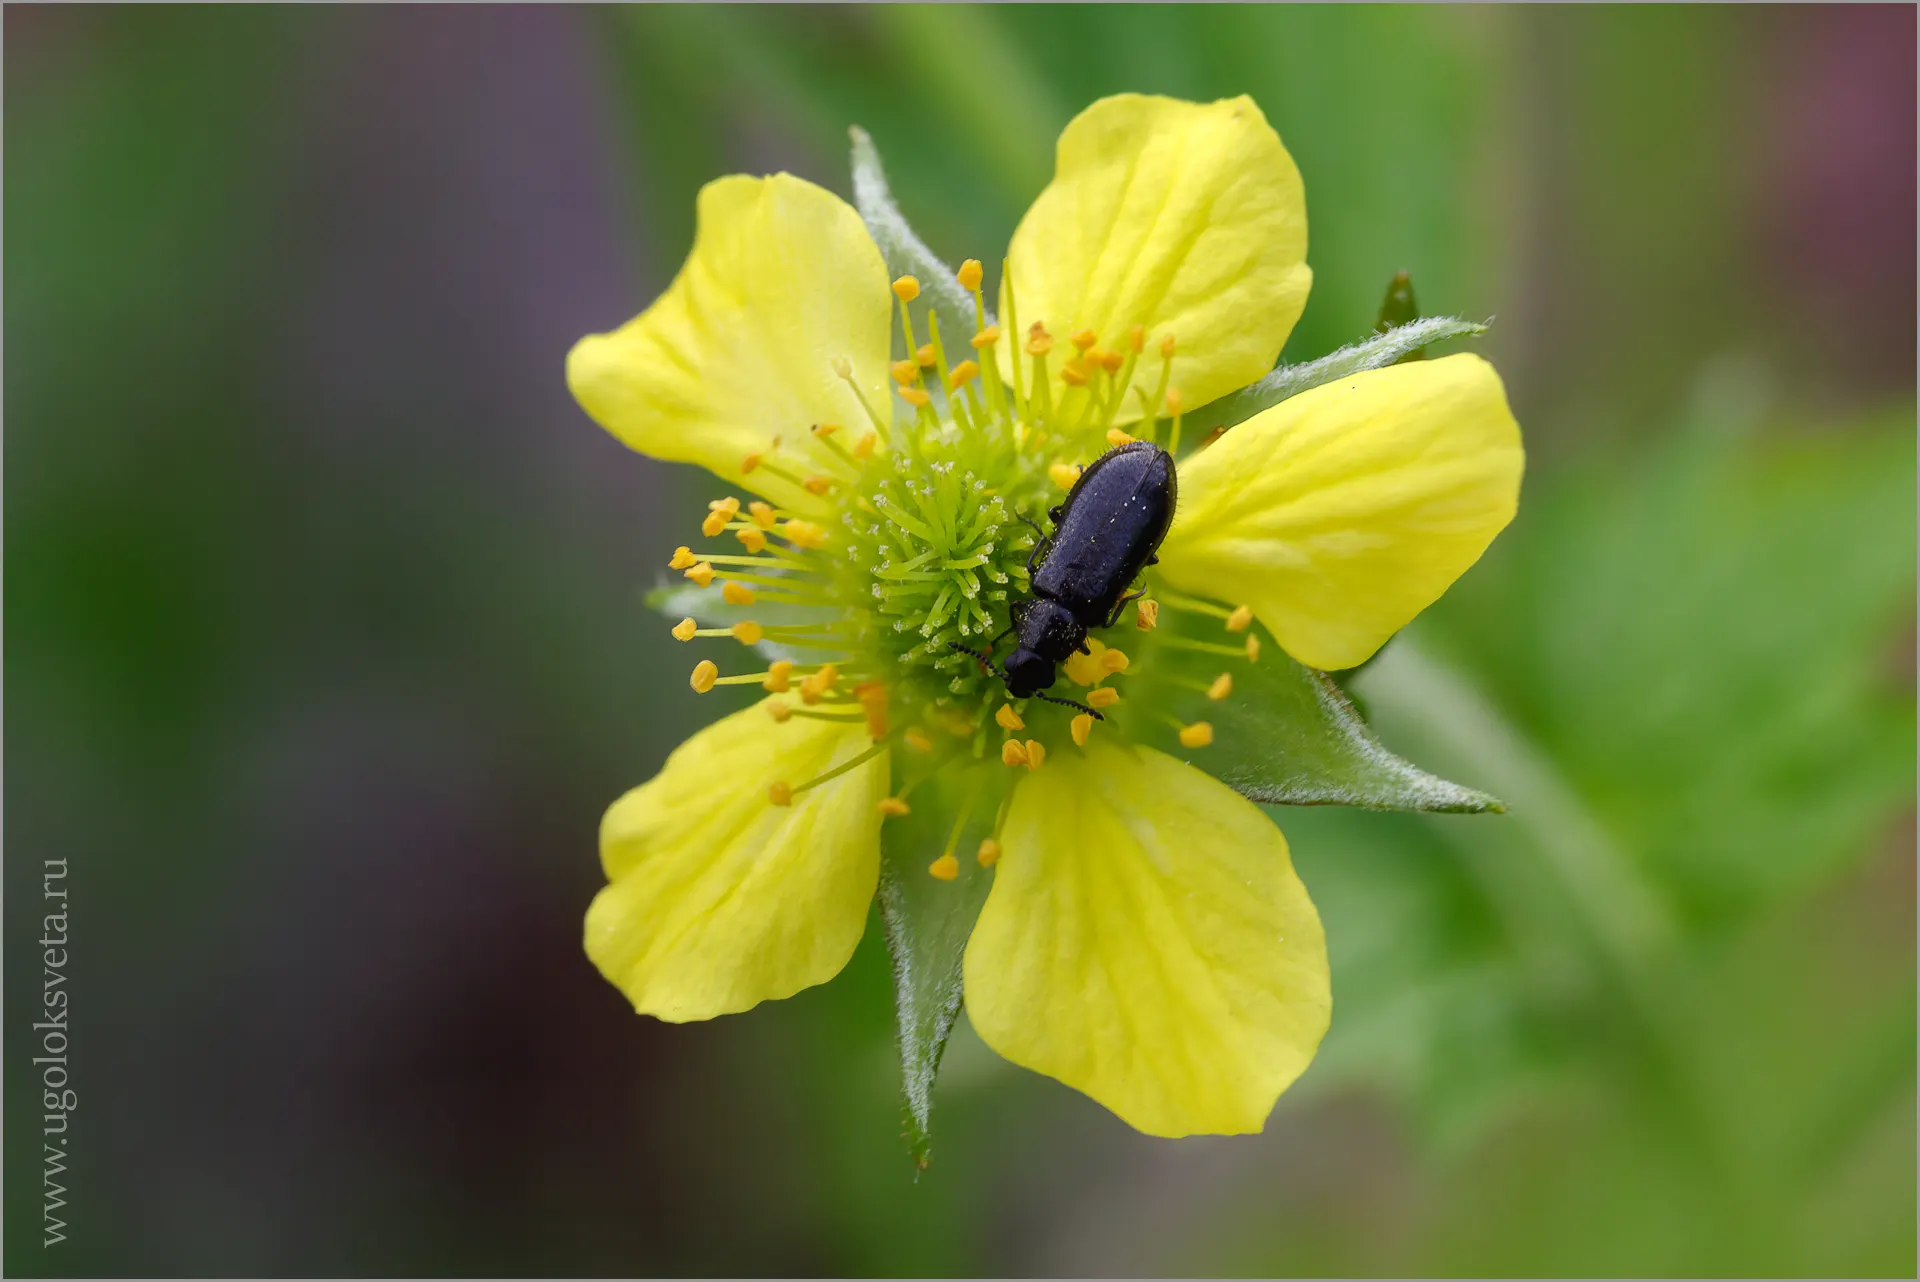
[663, 258, 1246, 831]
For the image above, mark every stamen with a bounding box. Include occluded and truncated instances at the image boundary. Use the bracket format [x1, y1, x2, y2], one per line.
[915, 344, 935, 368]
[803, 475, 835, 496]
[1106, 427, 1135, 447]
[671, 617, 698, 642]
[1070, 329, 1098, 353]
[1049, 461, 1082, 490]
[1135, 599, 1160, 630]
[1167, 386, 1185, 455]
[722, 582, 756, 606]
[788, 740, 888, 797]
[928, 854, 959, 880]
[748, 501, 779, 530]
[878, 796, 912, 817]
[891, 359, 919, 386]
[736, 528, 769, 554]
[898, 387, 932, 409]
[669, 546, 697, 570]
[853, 432, 878, 460]
[1245, 633, 1261, 661]
[1178, 721, 1215, 748]
[976, 838, 1002, 867]
[1101, 648, 1131, 674]
[1060, 361, 1090, 388]
[1024, 739, 1046, 769]
[971, 325, 1001, 349]
[1070, 713, 1093, 746]
[1000, 739, 1029, 767]
[1207, 673, 1234, 701]
[1226, 605, 1254, 633]
[731, 621, 764, 645]
[799, 662, 840, 705]
[957, 259, 983, 291]
[690, 660, 719, 693]
[766, 698, 792, 722]
[995, 704, 1025, 731]
[892, 276, 921, 302]
[685, 562, 716, 587]
[769, 781, 794, 806]
[763, 659, 794, 693]
[782, 520, 828, 550]
[948, 360, 979, 390]
[1087, 686, 1120, 709]
[903, 726, 934, 753]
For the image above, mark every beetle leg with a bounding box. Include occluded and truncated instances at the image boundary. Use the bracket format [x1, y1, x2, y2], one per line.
[1103, 588, 1147, 629]
[1025, 535, 1053, 578]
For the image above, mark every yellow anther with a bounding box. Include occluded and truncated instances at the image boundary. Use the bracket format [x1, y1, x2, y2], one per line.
[899, 387, 931, 408]
[1000, 739, 1030, 768]
[748, 501, 778, 529]
[1024, 739, 1047, 769]
[1070, 329, 1098, 352]
[1070, 713, 1093, 746]
[1049, 461, 1082, 490]
[948, 360, 979, 389]
[700, 509, 730, 537]
[830, 355, 852, 378]
[904, 726, 934, 753]
[685, 562, 716, 587]
[941, 710, 977, 737]
[878, 796, 912, 817]
[1178, 721, 1215, 748]
[892, 276, 921, 302]
[957, 259, 984, 290]
[1208, 672, 1234, 701]
[671, 617, 698, 642]
[766, 698, 792, 723]
[799, 662, 839, 705]
[891, 359, 919, 386]
[690, 660, 719, 693]
[1165, 387, 1184, 415]
[928, 853, 960, 881]
[995, 704, 1025, 731]
[1246, 633, 1262, 661]
[1101, 648, 1131, 674]
[853, 432, 878, 460]
[1106, 427, 1136, 447]
[722, 581, 756, 606]
[1160, 334, 1177, 358]
[708, 495, 741, 516]
[731, 621, 764, 645]
[741, 453, 761, 474]
[970, 325, 1001, 349]
[762, 659, 794, 693]
[803, 474, 834, 496]
[782, 520, 827, 549]
[1095, 348, 1124, 374]
[1225, 604, 1254, 633]
[768, 781, 793, 806]
[1087, 686, 1121, 709]
[1129, 324, 1146, 353]
[736, 528, 768, 554]
[1064, 637, 1108, 686]
[669, 546, 697, 570]
[976, 838, 1002, 868]
[1059, 361, 1090, 387]
[1135, 599, 1160, 630]
[916, 344, 935, 368]
[1026, 323, 1053, 356]
[812, 422, 839, 438]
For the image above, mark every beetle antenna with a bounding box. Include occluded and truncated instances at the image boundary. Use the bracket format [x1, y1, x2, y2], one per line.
[1036, 692, 1104, 721]
[947, 641, 995, 673]
[1014, 511, 1046, 539]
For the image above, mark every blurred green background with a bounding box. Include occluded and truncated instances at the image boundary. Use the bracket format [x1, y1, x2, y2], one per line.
[6, 4, 1914, 1276]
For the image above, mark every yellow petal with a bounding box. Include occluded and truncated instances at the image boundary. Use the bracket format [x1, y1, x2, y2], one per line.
[567, 174, 892, 515]
[586, 700, 886, 1022]
[1005, 94, 1310, 423]
[1159, 354, 1524, 671]
[964, 739, 1329, 1137]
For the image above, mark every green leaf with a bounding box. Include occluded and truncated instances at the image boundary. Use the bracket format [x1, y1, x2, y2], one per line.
[849, 125, 986, 419]
[1178, 315, 1486, 442]
[1128, 602, 1502, 812]
[874, 759, 1007, 1170]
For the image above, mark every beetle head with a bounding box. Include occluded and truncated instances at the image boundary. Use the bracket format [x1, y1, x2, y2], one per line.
[1001, 648, 1056, 698]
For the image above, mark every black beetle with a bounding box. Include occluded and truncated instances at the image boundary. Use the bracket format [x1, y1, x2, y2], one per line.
[953, 440, 1176, 715]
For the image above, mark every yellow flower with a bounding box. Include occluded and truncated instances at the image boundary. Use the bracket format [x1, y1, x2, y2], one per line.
[568, 94, 1523, 1138]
